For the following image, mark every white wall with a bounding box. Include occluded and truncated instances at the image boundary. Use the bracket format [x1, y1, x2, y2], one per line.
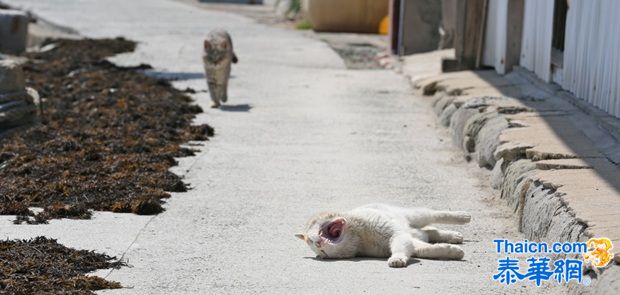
[563, 0, 620, 118]
[482, 0, 508, 74]
[483, 0, 620, 118]
[520, 0, 554, 82]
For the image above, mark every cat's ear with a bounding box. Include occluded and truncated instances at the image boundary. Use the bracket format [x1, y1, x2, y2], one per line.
[295, 233, 306, 241]
[203, 40, 211, 49]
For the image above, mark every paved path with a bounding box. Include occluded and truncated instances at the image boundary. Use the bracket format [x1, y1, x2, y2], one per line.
[1, 1, 565, 294]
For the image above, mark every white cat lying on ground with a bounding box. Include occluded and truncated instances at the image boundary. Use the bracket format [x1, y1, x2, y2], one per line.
[295, 203, 471, 267]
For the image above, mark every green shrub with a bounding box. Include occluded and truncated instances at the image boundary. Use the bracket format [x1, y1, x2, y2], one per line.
[295, 19, 313, 30]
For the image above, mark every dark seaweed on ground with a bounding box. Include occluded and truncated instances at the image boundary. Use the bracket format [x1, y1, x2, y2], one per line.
[0, 38, 213, 223]
[0, 236, 125, 294]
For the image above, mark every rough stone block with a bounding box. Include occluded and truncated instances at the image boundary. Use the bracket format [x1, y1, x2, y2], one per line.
[432, 94, 454, 115]
[499, 118, 604, 160]
[449, 107, 478, 152]
[534, 158, 594, 170]
[0, 59, 25, 93]
[438, 103, 457, 127]
[0, 58, 37, 136]
[463, 110, 497, 153]
[475, 115, 509, 168]
[0, 9, 29, 55]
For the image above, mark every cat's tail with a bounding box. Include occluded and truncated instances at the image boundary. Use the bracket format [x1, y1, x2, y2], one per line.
[430, 211, 471, 225]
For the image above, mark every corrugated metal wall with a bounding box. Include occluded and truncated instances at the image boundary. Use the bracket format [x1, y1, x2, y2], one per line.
[520, 0, 555, 82]
[483, 0, 620, 118]
[563, 0, 620, 118]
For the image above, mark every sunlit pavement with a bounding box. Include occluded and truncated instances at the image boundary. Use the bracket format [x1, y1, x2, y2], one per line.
[1, 0, 565, 294]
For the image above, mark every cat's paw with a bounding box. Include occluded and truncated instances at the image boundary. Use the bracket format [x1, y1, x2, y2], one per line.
[387, 255, 409, 268]
[447, 231, 464, 244]
[454, 211, 471, 224]
[211, 102, 221, 108]
[442, 244, 464, 260]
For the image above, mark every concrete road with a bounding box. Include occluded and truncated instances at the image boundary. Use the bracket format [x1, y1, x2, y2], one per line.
[1, 0, 566, 294]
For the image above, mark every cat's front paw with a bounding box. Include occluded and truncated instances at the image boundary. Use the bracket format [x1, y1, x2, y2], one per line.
[387, 255, 409, 268]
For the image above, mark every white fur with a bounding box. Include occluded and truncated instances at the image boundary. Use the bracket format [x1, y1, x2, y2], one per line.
[296, 203, 471, 268]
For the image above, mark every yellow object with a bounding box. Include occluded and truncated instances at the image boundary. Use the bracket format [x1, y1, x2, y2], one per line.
[584, 238, 614, 268]
[307, 0, 389, 33]
[378, 16, 389, 35]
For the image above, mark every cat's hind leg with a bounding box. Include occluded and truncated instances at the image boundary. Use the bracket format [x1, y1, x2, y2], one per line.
[221, 78, 228, 103]
[411, 239, 464, 260]
[221, 65, 231, 103]
[422, 226, 464, 244]
[222, 86, 228, 103]
[403, 208, 471, 228]
[387, 232, 416, 268]
[426, 210, 471, 225]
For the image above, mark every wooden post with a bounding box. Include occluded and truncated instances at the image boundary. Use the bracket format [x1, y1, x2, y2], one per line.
[453, 0, 466, 63]
[444, 0, 486, 71]
[389, 0, 401, 55]
[505, 0, 524, 72]
[475, 0, 489, 68]
[460, 0, 485, 69]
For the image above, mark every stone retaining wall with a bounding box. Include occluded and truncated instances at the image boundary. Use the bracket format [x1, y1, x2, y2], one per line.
[413, 70, 620, 293]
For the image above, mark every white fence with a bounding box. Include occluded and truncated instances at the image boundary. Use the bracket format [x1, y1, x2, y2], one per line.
[483, 0, 620, 118]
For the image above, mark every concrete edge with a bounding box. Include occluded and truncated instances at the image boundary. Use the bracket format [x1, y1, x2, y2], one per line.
[404, 73, 620, 293]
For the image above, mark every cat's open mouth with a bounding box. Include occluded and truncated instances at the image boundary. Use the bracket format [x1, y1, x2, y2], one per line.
[320, 218, 346, 243]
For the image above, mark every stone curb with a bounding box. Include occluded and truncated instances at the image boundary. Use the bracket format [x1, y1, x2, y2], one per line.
[407, 69, 620, 293]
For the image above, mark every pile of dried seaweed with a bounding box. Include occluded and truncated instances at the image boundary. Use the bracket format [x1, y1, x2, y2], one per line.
[0, 38, 212, 223]
[0, 236, 125, 294]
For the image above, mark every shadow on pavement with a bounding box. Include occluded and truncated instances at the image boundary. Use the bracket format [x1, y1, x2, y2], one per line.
[145, 71, 205, 81]
[475, 70, 620, 193]
[220, 104, 252, 112]
[303, 256, 423, 267]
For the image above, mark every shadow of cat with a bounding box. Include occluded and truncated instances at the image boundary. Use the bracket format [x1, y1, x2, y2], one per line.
[220, 104, 252, 112]
[144, 71, 205, 81]
[303, 256, 422, 267]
